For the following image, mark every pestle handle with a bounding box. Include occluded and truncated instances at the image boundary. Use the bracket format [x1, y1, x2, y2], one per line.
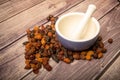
[72, 4, 96, 40]
[85, 4, 96, 21]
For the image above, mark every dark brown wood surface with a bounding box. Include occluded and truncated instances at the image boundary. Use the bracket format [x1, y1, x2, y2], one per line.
[0, 0, 120, 80]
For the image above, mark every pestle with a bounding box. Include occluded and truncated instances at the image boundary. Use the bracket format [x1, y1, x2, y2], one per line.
[71, 4, 96, 40]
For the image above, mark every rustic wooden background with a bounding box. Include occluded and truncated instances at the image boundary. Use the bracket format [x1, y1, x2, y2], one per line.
[0, 0, 120, 80]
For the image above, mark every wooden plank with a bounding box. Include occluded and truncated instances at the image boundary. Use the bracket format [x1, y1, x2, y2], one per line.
[99, 56, 120, 80]
[0, 0, 9, 5]
[0, 0, 84, 50]
[0, 0, 119, 80]
[0, 55, 27, 80]
[0, 37, 27, 65]
[0, 0, 44, 22]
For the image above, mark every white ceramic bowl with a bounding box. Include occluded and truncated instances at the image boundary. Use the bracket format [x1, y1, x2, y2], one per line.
[55, 12, 100, 51]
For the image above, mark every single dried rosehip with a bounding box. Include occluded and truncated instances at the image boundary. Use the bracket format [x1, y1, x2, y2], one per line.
[93, 53, 98, 59]
[102, 48, 107, 53]
[87, 51, 94, 56]
[85, 55, 91, 61]
[24, 64, 31, 69]
[98, 36, 102, 41]
[80, 55, 86, 60]
[73, 53, 80, 60]
[98, 52, 103, 58]
[57, 54, 64, 60]
[33, 69, 39, 74]
[63, 58, 71, 64]
[98, 41, 104, 48]
[44, 64, 52, 71]
[108, 38, 113, 43]
[29, 55, 35, 60]
[25, 55, 30, 59]
[30, 60, 38, 64]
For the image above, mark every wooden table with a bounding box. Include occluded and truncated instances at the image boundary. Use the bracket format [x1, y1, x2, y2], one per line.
[0, 0, 120, 80]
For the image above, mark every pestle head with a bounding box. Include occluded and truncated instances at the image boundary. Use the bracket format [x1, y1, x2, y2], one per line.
[89, 4, 96, 11]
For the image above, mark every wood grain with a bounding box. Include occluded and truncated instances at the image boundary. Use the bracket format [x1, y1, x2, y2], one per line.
[0, 0, 119, 80]
[0, 37, 27, 65]
[0, 55, 27, 80]
[61, 0, 119, 20]
[0, 0, 84, 50]
[0, 0, 9, 5]
[99, 56, 120, 80]
[0, 0, 44, 22]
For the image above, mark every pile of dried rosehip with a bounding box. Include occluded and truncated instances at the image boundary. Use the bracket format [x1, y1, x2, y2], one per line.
[23, 15, 113, 74]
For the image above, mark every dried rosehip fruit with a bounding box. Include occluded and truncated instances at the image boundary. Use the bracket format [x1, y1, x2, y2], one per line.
[85, 55, 91, 60]
[47, 15, 53, 21]
[33, 70, 39, 74]
[98, 41, 104, 48]
[98, 36, 102, 41]
[23, 41, 29, 45]
[93, 53, 98, 59]
[29, 55, 35, 60]
[98, 52, 103, 58]
[80, 55, 86, 60]
[30, 60, 38, 64]
[96, 48, 102, 53]
[63, 58, 71, 64]
[57, 54, 64, 60]
[87, 51, 94, 56]
[102, 48, 107, 53]
[25, 55, 30, 59]
[24, 64, 31, 69]
[44, 64, 52, 71]
[80, 51, 87, 56]
[73, 53, 80, 60]
[69, 56, 74, 62]
[108, 38, 113, 43]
